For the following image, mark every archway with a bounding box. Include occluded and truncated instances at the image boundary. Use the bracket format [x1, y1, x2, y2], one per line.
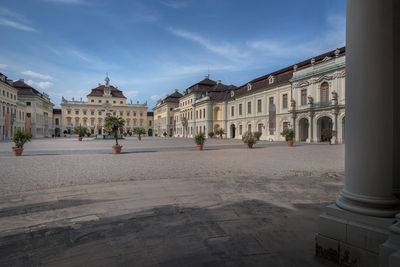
[317, 116, 333, 142]
[299, 118, 309, 141]
[230, 124, 236, 139]
[148, 128, 153, 136]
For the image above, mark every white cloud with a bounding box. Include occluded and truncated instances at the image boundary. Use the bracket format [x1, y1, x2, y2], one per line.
[124, 90, 139, 100]
[150, 93, 168, 101]
[21, 70, 53, 80]
[168, 27, 247, 61]
[0, 8, 36, 32]
[0, 64, 7, 69]
[25, 80, 53, 90]
[161, 0, 190, 9]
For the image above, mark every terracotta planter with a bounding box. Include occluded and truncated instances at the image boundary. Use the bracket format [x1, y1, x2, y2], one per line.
[138, 136, 142, 141]
[287, 140, 294, 147]
[197, 144, 204, 150]
[78, 136, 83, 141]
[12, 147, 23, 156]
[248, 143, 253, 149]
[112, 145, 123, 154]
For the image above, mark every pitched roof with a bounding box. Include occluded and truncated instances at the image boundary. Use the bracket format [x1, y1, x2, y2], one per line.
[53, 108, 62, 114]
[164, 90, 183, 103]
[13, 79, 44, 97]
[185, 77, 217, 94]
[87, 85, 126, 98]
[232, 47, 346, 98]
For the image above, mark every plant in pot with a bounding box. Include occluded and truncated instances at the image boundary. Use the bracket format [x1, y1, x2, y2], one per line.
[133, 127, 146, 140]
[194, 132, 206, 150]
[215, 128, 225, 139]
[254, 131, 262, 141]
[163, 132, 167, 137]
[63, 130, 68, 137]
[104, 116, 125, 154]
[86, 131, 91, 138]
[74, 125, 87, 141]
[321, 128, 333, 143]
[281, 128, 295, 147]
[208, 132, 215, 138]
[242, 131, 257, 148]
[12, 129, 32, 156]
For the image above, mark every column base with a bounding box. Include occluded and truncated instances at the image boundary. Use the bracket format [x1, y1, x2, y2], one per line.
[380, 216, 400, 267]
[316, 204, 397, 266]
[336, 190, 400, 218]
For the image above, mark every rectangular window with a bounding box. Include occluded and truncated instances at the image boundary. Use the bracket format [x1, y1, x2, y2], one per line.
[231, 106, 234, 117]
[26, 102, 31, 106]
[247, 101, 252, 114]
[282, 94, 288, 109]
[203, 109, 206, 118]
[75, 110, 79, 115]
[239, 125, 243, 135]
[99, 100, 102, 103]
[239, 104, 242, 116]
[301, 89, 307, 105]
[257, 99, 262, 113]
[248, 124, 251, 132]
[91, 99, 94, 103]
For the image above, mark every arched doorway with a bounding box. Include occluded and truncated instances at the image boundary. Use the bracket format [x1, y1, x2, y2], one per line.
[299, 118, 309, 141]
[317, 116, 333, 142]
[148, 128, 153, 136]
[230, 124, 236, 139]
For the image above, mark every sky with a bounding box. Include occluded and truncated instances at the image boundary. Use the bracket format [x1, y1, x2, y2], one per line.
[0, 0, 346, 109]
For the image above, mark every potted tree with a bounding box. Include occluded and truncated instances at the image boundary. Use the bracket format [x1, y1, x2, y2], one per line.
[242, 131, 257, 148]
[104, 116, 125, 154]
[194, 132, 206, 150]
[281, 129, 295, 147]
[254, 131, 262, 141]
[321, 128, 333, 143]
[12, 129, 32, 156]
[163, 132, 168, 138]
[74, 125, 87, 141]
[133, 127, 146, 141]
[215, 128, 225, 139]
[208, 132, 215, 138]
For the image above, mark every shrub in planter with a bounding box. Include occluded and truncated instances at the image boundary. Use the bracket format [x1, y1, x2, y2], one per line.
[86, 132, 92, 137]
[242, 131, 257, 148]
[104, 116, 125, 154]
[74, 125, 87, 141]
[208, 132, 215, 138]
[254, 131, 262, 141]
[215, 128, 225, 139]
[163, 132, 167, 137]
[281, 128, 295, 147]
[133, 127, 146, 140]
[321, 128, 333, 142]
[123, 132, 128, 137]
[12, 129, 32, 156]
[194, 132, 206, 150]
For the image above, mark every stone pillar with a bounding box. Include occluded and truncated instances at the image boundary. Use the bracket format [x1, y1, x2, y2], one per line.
[335, 0, 399, 217]
[316, 1, 400, 266]
[307, 113, 313, 143]
[331, 110, 338, 145]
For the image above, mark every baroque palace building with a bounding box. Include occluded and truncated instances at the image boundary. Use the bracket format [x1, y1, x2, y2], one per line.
[164, 47, 346, 144]
[60, 76, 149, 135]
[153, 90, 182, 137]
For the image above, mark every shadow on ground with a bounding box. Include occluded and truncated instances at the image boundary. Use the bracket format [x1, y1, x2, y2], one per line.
[0, 200, 335, 267]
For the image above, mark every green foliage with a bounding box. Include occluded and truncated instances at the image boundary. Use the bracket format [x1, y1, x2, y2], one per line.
[86, 131, 91, 137]
[321, 128, 333, 140]
[133, 127, 146, 137]
[163, 132, 167, 137]
[74, 125, 87, 137]
[281, 128, 295, 141]
[215, 128, 225, 138]
[253, 131, 262, 141]
[12, 129, 32, 148]
[104, 116, 125, 145]
[208, 132, 215, 138]
[55, 128, 60, 137]
[194, 132, 206, 145]
[242, 131, 257, 146]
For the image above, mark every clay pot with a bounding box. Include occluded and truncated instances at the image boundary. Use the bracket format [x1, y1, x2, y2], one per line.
[287, 140, 294, 147]
[197, 144, 204, 150]
[112, 145, 123, 154]
[248, 144, 253, 149]
[78, 136, 83, 141]
[12, 147, 23, 156]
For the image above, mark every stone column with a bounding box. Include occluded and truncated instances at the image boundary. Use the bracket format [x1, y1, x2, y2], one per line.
[331, 110, 338, 145]
[335, 0, 399, 218]
[317, 1, 400, 266]
[307, 113, 313, 143]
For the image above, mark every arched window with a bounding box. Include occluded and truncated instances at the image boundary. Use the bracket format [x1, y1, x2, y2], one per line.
[320, 82, 329, 104]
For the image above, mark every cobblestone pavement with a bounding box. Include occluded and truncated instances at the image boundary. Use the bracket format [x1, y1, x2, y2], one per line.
[0, 138, 343, 266]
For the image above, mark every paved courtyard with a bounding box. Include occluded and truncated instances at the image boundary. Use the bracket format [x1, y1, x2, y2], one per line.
[0, 137, 344, 266]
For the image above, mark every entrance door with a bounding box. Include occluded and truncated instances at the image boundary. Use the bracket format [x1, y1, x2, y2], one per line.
[230, 124, 236, 139]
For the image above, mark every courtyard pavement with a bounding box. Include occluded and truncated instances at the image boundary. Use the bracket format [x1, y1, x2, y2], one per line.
[0, 137, 343, 266]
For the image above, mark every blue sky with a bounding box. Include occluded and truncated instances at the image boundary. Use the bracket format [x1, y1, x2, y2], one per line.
[0, 0, 346, 109]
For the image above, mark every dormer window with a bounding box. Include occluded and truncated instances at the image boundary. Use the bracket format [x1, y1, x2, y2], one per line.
[268, 75, 275, 85]
[247, 83, 253, 91]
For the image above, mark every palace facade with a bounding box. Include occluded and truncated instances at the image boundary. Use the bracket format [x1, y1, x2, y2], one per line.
[60, 76, 149, 135]
[167, 47, 346, 144]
